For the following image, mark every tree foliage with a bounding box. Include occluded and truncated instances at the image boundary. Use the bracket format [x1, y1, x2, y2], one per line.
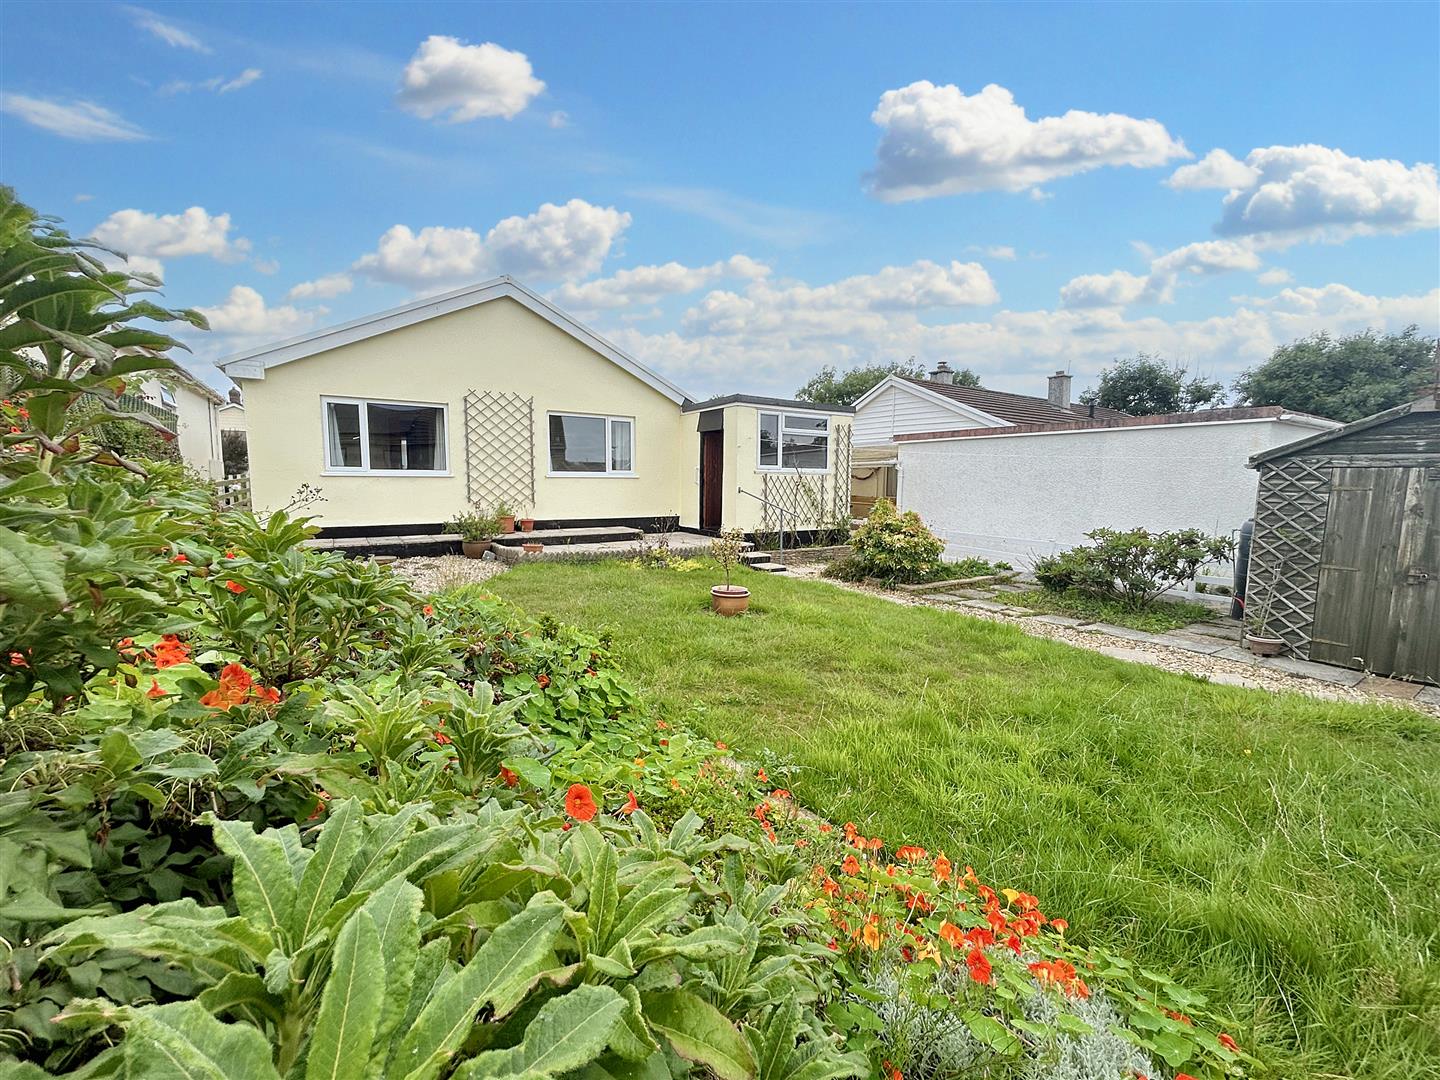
[795, 361, 979, 406]
[1233, 326, 1437, 422]
[1078, 354, 1223, 416]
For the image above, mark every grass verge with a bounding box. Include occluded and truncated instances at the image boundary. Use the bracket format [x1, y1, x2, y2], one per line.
[1008, 586, 1218, 632]
[488, 559, 1440, 1079]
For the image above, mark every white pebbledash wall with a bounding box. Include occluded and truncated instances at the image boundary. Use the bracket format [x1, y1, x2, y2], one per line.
[896, 416, 1334, 577]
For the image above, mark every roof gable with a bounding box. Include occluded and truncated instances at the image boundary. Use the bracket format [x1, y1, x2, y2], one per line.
[218, 276, 694, 405]
[1250, 396, 1436, 466]
[853, 375, 1010, 428]
[898, 376, 1130, 425]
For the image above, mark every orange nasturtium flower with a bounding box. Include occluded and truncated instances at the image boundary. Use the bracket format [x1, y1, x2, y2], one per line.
[564, 783, 598, 822]
[499, 766, 519, 787]
[841, 854, 861, 876]
[620, 791, 640, 815]
[224, 580, 246, 594]
[1050, 918, 1068, 934]
[937, 920, 965, 949]
[536, 673, 551, 689]
[146, 679, 166, 699]
[896, 845, 928, 863]
[1218, 1034, 1241, 1054]
[965, 947, 993, 984]
[861, 920, 883, 951]
[933, 852, 952, 883]
[152, 634, 191, 669]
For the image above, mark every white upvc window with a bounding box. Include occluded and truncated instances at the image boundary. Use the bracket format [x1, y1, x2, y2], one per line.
[547, 413, 635, 476]
[157, 384, 177, 408]
[322, 396, 449, 475]
[757, 409, 830, 472]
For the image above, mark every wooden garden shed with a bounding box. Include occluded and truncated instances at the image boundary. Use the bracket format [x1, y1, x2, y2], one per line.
[1245, 395, 1440, 684]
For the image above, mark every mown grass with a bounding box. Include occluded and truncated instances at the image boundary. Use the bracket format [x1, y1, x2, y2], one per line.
[1008, 587, 1218, 632]
[488, 560, 1440, 1079]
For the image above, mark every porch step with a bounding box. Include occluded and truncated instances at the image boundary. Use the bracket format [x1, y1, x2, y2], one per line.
[740, 550, 773, 564]
[493, 526, 643, 548]
[747, 561, 787, 573]
[495, 530, 717, 564]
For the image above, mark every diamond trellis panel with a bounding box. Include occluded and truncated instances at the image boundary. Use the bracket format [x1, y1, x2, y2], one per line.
[463, 390, 535, 512]
[831, 425, 853, 523]
[1246, 457, 1331, 656]
[758, 429, 853, 537]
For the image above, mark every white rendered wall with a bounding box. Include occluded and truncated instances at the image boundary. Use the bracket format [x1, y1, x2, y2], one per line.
[896, 418, 1330, 576]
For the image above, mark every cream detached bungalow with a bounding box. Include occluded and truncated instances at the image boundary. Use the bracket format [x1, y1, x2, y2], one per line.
[219, 277, 853, 537]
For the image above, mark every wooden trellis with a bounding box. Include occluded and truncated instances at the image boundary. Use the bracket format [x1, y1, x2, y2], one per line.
[463, 390, 534, 512]
[1245, 457, 1332, 655]
[758, 426, 853, 538]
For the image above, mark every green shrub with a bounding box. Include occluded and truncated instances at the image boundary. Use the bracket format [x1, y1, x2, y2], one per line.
[1032, 527, 1234, 610]
[844, 499, 944, 584]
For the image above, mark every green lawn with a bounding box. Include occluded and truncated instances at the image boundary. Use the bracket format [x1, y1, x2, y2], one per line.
[487, 560, 1440, 1079]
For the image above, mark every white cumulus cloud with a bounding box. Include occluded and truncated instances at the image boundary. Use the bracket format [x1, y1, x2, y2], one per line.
[396, 35, 544, 122]
[1062, 240, 1263, 308]
[1170, 144, 1439, 245]
[552, 256, 769, 311]
[1165, 148, 1258, 191]
[0, 94, 148, 141]
[199, 286, 320, 337]
[92, 206, 250, 262]
[287, 273, 354, 301]
[354, 199, 631, 288]
[866, 81, 1189, 201]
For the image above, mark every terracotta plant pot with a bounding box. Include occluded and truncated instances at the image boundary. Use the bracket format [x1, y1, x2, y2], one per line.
[461, 540, 492, 559]
[711, 585, 750, 616]
[522, 542, 543, 554]
[1244, 633, 1286, 656]
[519, 518, 536, 532]
[499, 515, 516, 533]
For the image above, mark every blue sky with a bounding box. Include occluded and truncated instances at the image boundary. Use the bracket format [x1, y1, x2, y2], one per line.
[2, 1, 1437, 401]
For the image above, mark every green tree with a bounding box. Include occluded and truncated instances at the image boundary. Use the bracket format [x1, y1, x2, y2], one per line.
[795, 360, 979, 406]
[1079, 353, 1223, 415]
[1233, 326, 1437, 422]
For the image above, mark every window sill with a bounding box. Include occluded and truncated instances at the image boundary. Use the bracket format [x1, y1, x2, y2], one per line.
[757, 466, 830, 475]
[545, 471, 639, 479]
[321, 470, 454, 477]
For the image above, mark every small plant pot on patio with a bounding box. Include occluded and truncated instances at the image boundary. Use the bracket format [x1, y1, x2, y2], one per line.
[499, 516, 516, 533]
[1244, 632, 1286, 656]
[461, 540, 492, 559]
[522, 542, 544, 555]
[519, 518, 536, 532]
[711, 585, 750, 616]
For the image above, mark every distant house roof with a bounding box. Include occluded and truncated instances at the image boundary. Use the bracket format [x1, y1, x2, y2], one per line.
[897, 376, 1130, 426]
[895, 405, 1338, 444]
[217, 276, 695, 406]
[681, 394, 854, 415]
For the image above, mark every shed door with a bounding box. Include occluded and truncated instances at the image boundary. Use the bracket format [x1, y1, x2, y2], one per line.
[1310, 466, 1440, 682]
[700, 429, 724, 531]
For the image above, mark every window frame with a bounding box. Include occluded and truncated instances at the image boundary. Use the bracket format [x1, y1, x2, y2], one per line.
[756, 408, 831, 474]
[546, 412, 637, 478]
[320, 395, 451, 476]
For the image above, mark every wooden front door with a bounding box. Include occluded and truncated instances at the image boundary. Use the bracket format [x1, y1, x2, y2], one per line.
[700, 430, 724, 531]
[1310, 466, 1440, 682]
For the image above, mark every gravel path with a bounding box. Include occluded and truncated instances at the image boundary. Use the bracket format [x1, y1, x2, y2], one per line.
[388, 554, 509, 593]
[784, 563, 1438, 715]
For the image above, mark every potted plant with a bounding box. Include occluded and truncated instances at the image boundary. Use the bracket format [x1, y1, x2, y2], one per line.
[517, 502, 536, 533]
[1242, 564, 1286, 656]
[710, 528, 750, 616]
[494, 500, 516, 533]
[449, 507, 502, 559]
[522, 541, 543, 554]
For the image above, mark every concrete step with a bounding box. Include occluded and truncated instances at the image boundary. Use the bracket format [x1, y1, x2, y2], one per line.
[304, 533, 461, 558]
[493, 525, 643, 548]
[495, 530, 717, 564]
[747, 561, 787, 573]
[741, 551, 773, 564]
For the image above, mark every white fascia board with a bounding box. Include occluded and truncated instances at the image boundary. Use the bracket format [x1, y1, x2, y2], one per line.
[216, 276, 694, 405]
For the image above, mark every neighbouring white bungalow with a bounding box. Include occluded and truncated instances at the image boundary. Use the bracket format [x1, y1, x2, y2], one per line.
[218, 277, 853, 540]
[852, 364, 1339, 577]
[133, 368, 228, 478]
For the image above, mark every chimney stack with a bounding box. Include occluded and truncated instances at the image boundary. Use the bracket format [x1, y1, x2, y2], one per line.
[1047, 370, 1072, 410]
[929, 360, 955, 386]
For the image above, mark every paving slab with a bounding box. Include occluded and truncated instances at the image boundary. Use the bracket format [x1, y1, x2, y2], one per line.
[1355, 675, 1425, 701]
[1204, 671, 1270, 690]
[1181, 621, 1244, 641]
[956, 599, 1013, 613]
[1416, 686, 1440, 708]
[1256, 655, 1367, 686]
[920, 593, 969, 605]
[1028, 614, 1084, 627]
[990, 583, 1031, 594]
